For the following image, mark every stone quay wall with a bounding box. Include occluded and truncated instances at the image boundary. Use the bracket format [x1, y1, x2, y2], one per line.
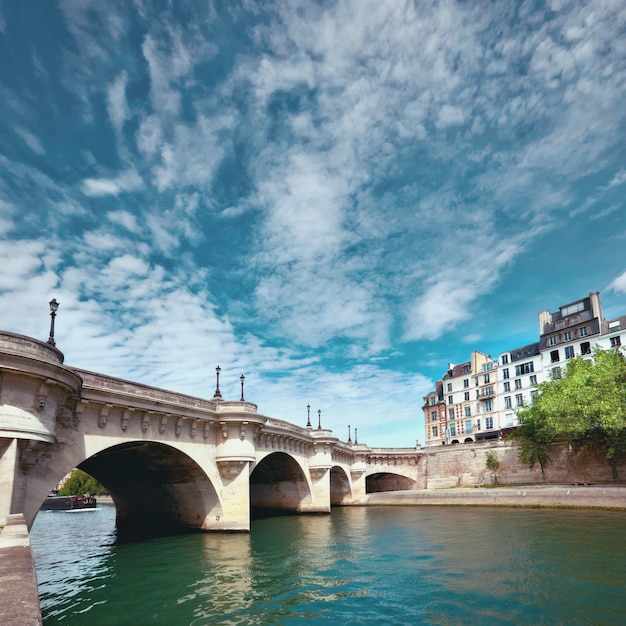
[0, 514, 42, 626]
[420, 440, 626, 489]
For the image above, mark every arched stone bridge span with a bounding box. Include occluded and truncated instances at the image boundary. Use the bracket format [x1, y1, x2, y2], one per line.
[0, 332, 424, 535]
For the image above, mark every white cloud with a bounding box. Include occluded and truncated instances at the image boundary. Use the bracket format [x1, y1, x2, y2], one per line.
[106, 70, 130, 132]
[15, 126, 45, 155]
[82, 170, 143, 196]
[107, 210, 141, 233]
[609, 271, 626, 294]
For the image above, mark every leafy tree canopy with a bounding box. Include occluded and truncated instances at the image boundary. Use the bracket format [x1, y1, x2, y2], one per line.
[514, 348, 626, 479]
[59, 469, 107, 496]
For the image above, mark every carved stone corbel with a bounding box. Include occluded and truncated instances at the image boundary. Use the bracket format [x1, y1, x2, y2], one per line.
[121, 408, 134, 432]
[239, 421, 248, 440]
[175, 417, 183, 437]
[99, 404, 112, 429]
[203, 422, 211, 440]
[220, 421, 228, 439]
[159, 414, 169, 435]
[18, 440, 52, 474]
[73, 399, 88, 428]
[190, 419, 199, 438]
[141, 412, 150, 433]
[217, 460, 246, 479]
[35, 380, 50, 412]
[309, 467, 329, 481]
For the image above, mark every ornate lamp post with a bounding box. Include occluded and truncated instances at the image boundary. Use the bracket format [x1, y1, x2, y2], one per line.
[348, 425, 352, 444]
[355, 428, 358, 445]
[47, 299, 59, 346]
[306, 404, 312, 428]
[213, 365, 222, 399]
[317, 409, 322, 430]
[240, 374, 245, 401]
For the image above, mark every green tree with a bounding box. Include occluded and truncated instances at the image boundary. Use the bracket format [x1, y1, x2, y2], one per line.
[514, 348, 626, 480]
[485, 450, 500, 484]
[59, 469, 107, 496]
[512, 402, 556, 480]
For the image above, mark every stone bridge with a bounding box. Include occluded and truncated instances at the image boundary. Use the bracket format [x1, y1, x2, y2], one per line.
[0, 331, 422, 536]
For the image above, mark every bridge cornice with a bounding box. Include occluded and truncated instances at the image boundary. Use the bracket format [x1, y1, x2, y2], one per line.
[75, 368, 220, 418]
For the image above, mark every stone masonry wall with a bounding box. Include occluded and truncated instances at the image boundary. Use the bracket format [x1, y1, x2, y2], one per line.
[422, 441, 626, 489]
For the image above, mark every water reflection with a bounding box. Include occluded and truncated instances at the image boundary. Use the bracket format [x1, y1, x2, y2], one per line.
[31, 505, 626, 625]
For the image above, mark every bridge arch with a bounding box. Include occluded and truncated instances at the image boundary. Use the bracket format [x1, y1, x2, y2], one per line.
[330, 466, 352, 505]
[249, 451, 312, 517]
[366, 472, 417, 493]
[79, 441, 222, 541]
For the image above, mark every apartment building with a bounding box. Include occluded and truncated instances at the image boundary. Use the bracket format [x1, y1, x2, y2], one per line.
[423, 381, 446, 446]
[497, 342, 542, 431]
[423, 291, 626, 446]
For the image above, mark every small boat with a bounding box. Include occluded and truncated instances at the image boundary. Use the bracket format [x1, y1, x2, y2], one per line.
[40, 493, 97, 511]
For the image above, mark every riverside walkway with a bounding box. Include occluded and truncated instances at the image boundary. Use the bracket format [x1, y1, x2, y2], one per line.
[355, 483, 626, 509]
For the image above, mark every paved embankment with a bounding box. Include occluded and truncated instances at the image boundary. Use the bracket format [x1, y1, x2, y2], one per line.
[0, 514, 42, 625]
[353, 484, 626, 509]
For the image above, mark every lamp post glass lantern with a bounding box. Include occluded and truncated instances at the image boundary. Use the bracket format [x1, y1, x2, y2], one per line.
[240, 374, 245, 401]
[317, 409, 321, 430]
[306, 404, 311, 428]
[47, 299, 59, 346]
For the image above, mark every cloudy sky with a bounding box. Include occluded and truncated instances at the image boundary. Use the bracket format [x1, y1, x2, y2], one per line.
[1, 0, 625, 447]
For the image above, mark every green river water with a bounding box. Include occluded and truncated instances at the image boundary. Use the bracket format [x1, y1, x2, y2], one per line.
[31, 504, 626, 625]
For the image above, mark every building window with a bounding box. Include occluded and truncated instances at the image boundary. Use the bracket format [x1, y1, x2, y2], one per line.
[430, 397, 436, 405]
[569, 316, 579, 325]
[431, 411, 437, 421]
[503, 381, 511, 392]
[432, 426, 438, 437]
[484, 400, 493, 412]
[551, 350, 560, 363]
[515, 362, 534, 376]
[565, 345, 575, 359]
[464, 391, 470, 401]
[485, 417, 493, 429]
[447, 383, 452, 392]
[530, 390, 537, 402]
[611, 336, 622, 347]
[503, 368, 509, 380]
[462, 364, 471, 373]
[449, 423, 456, 437]
[562, 301, 585, 316]
[549, 336, 557, 346]
[484, 373, 490, 384]
[556, 321, 564, 330]
[463, 378, 469, 388]
[552, 367, 562, 379]
[448, 395, 453, 404]
[530, 375, 537, 385]
[564, 331, 572, 342]
[448, 408, 455, 420]
[504, 396, 512, 409]
[581, 341, 591, 355]
[465, 420, 472, 434]
[516, 393, 524, 406]
[579, 327, 588, 337]
[514, 379, 522, 390]
[464, 406, 471, 417]
[501, 354, 509, 365]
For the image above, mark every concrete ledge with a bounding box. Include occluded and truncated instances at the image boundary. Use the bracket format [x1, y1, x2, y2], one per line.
[0, 514, 42, 626]
[352, 484, 626, 509]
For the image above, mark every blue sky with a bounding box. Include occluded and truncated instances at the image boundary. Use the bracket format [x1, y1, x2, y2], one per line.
[1, 0, 625, 447]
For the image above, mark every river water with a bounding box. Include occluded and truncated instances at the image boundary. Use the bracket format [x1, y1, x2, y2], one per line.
[31, 504, 626, 625]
